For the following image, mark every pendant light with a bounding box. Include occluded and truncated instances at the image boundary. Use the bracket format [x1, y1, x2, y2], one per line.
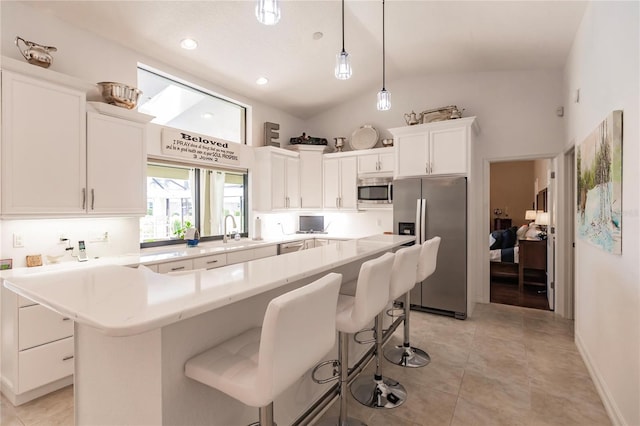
[335, 0, 352, 80]
[256, 0, 281, 26]
[376, 0, 391, 111]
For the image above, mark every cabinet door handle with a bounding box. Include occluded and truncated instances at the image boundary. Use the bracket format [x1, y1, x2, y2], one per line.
[170, 266, 185, 271]
[62, 317, 71, 321]
[63, 355, 74, 361]
[336, 197, 339, 208]
[206, 260, 218, 264]
[426, 163, 429, 174]
[91, 188, 95, 210]
[82, 188, 86, 210]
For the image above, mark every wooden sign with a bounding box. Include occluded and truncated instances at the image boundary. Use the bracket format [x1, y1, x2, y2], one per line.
[161, 128, 246, 167]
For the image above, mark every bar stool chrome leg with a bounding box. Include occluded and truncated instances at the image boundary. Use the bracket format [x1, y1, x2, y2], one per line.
[350, 313, 407, 409]
[384, 292, 430, 368]
[316, 332, 366, 426]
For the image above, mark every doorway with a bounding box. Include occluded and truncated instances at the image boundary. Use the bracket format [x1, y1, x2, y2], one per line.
[488, 159, 553, 310]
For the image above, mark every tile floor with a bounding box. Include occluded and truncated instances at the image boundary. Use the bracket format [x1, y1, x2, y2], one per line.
[0, 303, 611, 426]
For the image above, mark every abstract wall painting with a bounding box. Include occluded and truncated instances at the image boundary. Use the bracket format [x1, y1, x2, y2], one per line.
[577, 110, 623, 255]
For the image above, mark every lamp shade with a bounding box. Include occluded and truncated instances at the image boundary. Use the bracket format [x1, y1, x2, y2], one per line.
[525, 210, 537, 221]
[535, 212, 550, 226]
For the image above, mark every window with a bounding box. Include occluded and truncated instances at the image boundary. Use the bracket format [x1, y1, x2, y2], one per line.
[137, 67, 246, 144]
[136, 66, 249, 247]
[140, 163, 248, 245]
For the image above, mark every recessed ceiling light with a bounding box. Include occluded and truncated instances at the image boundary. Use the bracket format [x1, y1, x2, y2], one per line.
[256, 77, 269, 85]
[202, 112, 214, 119]
[180, 38, 198, 50]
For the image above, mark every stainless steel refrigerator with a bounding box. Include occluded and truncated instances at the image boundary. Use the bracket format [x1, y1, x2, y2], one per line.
[393, 176, 467, 319]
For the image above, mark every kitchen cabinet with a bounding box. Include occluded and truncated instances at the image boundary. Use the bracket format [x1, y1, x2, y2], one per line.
[193, 253, 227, 270]
[1, 289, 74, 405]
[157, 259, 193, 274]
[227, 245, 277, 264]
[323, 154, 357, 210]
[390, 117, 478, 179]
[254, 147, 300, 211]
[0, 64, 152, 217]
[288, 145, 325, 209]
[86, 102, 152, 215]
[1, 70, 87, 216]
[357, 149, 394, 175]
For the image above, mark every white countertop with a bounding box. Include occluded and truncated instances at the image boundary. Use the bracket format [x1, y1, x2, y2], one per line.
[3, 235, 413, 337]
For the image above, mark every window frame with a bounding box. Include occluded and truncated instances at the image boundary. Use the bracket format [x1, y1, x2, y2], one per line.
[141, 161, 249, 249]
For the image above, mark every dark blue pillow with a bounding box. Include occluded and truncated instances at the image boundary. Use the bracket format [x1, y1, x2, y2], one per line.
[500, 227, 518, 249]
[490, 230, 503, 250]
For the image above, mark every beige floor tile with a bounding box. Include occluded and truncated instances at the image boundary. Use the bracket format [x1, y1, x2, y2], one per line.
[458, 370, 532, 414]
[528, 386, 612, 426]
[12, 386, 73, 426]
[451, 396, 527, 426]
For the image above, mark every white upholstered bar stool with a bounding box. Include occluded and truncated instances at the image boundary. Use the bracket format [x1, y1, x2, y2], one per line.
[384, 236, 441, 368]
[350, 246, 420, 409]
[317, 252, 396, 426]
[184, 273, 342, 426]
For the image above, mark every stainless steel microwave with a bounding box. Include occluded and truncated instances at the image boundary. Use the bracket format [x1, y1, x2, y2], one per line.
[357, 177, 392, 204]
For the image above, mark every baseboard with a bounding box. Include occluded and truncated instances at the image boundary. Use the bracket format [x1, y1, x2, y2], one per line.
[1, 375, 73, 406]
[575, 333, 626, 426]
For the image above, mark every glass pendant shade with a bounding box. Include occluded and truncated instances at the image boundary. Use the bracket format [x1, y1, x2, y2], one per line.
[335, 50, 352, 80]
[255, 0, 281, 25]
[377, 88, 391, 111]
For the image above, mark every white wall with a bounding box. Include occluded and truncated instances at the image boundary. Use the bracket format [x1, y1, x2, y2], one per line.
[563, 2, 639, 425]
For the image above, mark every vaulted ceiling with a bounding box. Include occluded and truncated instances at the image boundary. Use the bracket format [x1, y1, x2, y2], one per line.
[23, 1, 587, 119]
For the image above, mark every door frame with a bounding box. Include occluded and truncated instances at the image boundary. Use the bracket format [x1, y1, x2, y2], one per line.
[482, 154, 564, 314]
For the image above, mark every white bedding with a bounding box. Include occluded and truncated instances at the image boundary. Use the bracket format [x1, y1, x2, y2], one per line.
[489, 246, 519, 263]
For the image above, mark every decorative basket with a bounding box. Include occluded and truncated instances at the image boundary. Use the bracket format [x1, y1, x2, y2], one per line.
[97, 82, 143, 109]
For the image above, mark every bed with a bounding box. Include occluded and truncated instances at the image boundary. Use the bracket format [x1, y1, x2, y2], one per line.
[489, 226, 526, 281]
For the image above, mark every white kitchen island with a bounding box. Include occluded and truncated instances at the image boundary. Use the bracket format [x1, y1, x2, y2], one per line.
[3, 234, 413, 425]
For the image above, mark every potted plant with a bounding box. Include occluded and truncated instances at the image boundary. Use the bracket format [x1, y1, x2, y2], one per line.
[174, 221, 199, 246]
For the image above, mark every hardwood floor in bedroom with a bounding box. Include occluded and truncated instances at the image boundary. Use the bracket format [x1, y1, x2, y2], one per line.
[490, 278, 550, 311]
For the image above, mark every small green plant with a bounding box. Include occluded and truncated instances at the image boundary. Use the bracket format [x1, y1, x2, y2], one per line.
[173, 220, 193, 239]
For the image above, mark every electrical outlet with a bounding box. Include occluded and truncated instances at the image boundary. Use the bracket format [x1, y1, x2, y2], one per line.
[13, 233, 24, 248]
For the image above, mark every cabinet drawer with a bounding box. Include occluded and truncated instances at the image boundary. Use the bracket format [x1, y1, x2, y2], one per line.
[19, 305, 73, 351]
[193, 254, 227, 270]
[157, 259, 193, 274]
[253, 245, 277, 260]
[19, 336, 74, 393]
[227, 249, 254, 265]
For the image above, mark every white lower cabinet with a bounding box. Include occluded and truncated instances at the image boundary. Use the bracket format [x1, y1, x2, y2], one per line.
[193, 254, 227, 270]
[227, 245, 277, 264]
[157, 259, 193, 274]
[18, 305, 73, 351]
[1, 289, 74, 405]
[18, 337, 74, 394]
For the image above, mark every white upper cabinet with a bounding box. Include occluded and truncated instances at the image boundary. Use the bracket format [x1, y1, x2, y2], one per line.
[86, 102, 153, 215]
[357, 149, 394, 175]
[0, 63, 153, 218]
[289, 145, 325, 209]
[1, 70, 87, 216]
[254, 147, 300, 211]
[323, 154, 357, 210]
[390, 117, 478, 179]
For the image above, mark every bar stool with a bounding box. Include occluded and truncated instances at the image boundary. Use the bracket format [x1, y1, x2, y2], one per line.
[384, 236, 441, 368]
[350, 247, 420, 409]
[317, 252, 396, 426]
[184, 273, 342, 426]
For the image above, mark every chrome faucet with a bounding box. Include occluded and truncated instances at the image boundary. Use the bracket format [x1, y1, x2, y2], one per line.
[223, 214, 237, 243]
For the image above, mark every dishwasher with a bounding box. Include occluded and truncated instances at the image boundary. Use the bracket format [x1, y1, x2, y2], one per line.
[277, 240, 306, 255]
